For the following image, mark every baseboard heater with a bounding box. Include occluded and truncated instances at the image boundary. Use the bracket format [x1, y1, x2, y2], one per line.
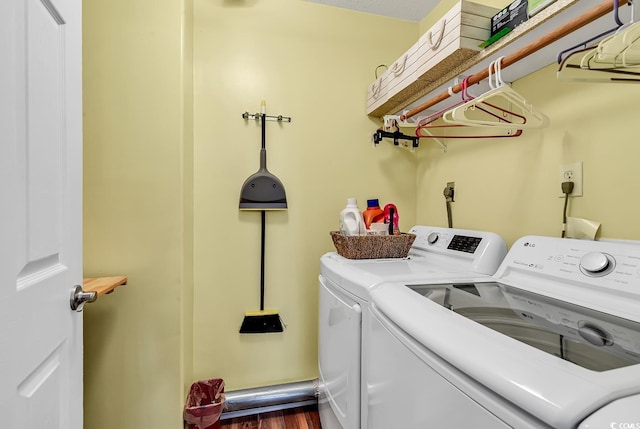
[220, 379, 319, 420]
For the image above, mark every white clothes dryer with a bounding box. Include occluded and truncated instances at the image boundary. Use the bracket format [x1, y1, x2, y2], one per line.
[318, 226, 507, 429]
[368, 235, 640, 429]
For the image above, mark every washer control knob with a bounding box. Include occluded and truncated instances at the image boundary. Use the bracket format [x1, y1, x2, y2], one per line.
[427, 232, 439, 244]
[580, 252, 611, 274]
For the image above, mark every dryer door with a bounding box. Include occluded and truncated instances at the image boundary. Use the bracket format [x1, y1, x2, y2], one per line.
[318, 275, 361, 429]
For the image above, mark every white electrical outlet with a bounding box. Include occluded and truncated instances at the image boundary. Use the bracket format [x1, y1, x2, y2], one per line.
[559, 162, 583, 197]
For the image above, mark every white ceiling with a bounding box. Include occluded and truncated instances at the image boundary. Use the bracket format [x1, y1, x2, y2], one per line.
[304, 0, 440, 22]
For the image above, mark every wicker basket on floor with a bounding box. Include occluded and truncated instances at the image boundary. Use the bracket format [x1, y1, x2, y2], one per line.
[330, 231, 416, 259]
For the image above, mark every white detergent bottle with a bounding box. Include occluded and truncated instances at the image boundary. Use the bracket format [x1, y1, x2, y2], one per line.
[339, 198, 365, 236]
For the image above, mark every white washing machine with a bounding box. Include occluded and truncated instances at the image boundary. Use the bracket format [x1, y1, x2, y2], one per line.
[318, 226, 508, 429]
[368, 235, 640, 429]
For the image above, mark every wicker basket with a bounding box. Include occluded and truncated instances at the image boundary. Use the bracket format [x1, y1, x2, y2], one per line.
[330, 231, 416, 259]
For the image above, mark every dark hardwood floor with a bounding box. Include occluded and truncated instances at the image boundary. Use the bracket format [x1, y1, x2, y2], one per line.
[219, 405, 321, 429]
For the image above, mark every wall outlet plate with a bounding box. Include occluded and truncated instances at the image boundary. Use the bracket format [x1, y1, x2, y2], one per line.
[445, 181, 455, 202]
[559, 162, 583, 197]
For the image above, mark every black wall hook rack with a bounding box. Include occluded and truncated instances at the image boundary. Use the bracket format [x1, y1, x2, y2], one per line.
[373, 129, 419, 148]
[242, 112, 292, 123]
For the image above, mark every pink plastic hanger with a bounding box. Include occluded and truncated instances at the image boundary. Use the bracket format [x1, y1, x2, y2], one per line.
[443, 58, 549, 129]
[416, 76, 524, 139]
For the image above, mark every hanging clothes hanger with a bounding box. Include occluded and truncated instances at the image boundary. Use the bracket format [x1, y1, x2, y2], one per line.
[416, 123, 524, 139]
[580, 35, 640, 68]
[416, 76, 524, 140]
[443, 58, 550, 129]
[373, 119, 420, 149]
[588, 25, 640, 67]
[557, 45, 640, 81]
[557, 0, 640, 81]
[557, 0, 625, 64]
[591, 0, 640, 66]
[444, 73, 529, 127]
[376, 78, 521, 151]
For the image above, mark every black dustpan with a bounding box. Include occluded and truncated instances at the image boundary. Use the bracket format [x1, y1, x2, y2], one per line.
[239, 110, 286, 334]
[239, 113, 287, 210]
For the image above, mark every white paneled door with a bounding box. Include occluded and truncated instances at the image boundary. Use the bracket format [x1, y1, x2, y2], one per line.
[0, 0, 83, 427]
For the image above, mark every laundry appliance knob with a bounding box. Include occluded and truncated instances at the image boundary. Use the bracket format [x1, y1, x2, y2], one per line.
[580, 252, 614, 276]
[427, 232, 439, 244]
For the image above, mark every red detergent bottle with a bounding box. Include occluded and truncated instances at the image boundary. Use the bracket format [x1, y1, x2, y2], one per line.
[362, 199, 385, 230]
[384, 203, 400, 234]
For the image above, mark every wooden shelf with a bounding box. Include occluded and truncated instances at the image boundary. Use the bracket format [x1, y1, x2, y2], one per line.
[83, 276, 128, 297]
[370, 0, 627, 119]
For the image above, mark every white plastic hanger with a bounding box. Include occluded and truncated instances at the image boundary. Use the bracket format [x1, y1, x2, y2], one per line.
[558, 1, 640, 82]
[442, 58, 550, 129]
[571, 0, 640, 70]
[416, 76, 523, 143]
[558, 46, 640, 82]
[591, 0, 640, 67]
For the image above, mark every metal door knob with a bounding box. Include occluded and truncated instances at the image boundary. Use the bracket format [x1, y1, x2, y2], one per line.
[70, 284, 97, 312]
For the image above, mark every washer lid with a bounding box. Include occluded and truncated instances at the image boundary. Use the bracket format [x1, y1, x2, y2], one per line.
[372, 281, 640, 429]
[408, 281, 640, 371]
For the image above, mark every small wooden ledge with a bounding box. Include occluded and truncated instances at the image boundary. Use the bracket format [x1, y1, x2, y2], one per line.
[83, 276, 128, 297]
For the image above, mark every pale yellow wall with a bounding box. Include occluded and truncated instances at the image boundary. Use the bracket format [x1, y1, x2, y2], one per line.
[192, 0, 417, 389]
[83, 0, 416, 427]
[415, 63, 640, 245]
[83, 0, 190, 428]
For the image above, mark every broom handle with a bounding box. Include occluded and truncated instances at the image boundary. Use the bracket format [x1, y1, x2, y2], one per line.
[260, 210, 266, 311]
[261, 113, 266, 150]
[260, 113, 266, 311]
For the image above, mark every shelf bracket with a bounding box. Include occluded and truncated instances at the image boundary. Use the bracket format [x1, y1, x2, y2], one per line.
[417, 128, 448, 152]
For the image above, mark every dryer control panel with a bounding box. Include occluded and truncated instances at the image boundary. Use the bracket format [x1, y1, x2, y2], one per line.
[410, 226, 501, 254]
[422, 231, 481, 253]
[409, 226, 507, 276]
